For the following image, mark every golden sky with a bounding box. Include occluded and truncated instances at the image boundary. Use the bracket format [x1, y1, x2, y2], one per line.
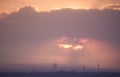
[0, 0, 120, 13]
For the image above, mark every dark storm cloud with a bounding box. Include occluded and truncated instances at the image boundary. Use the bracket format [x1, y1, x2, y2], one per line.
[0, 6, 120, 45]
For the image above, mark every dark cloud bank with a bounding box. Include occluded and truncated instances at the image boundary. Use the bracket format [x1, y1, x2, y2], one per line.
[0, 6, 120, 46]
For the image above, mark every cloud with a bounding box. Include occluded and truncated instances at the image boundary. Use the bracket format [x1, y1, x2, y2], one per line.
[0, 6, 120, 71]
[1, 0, 120, 14]
[0, 13, 8, 20]
[1, 6, 119, 45]
[101, 4, 120, 10]
[56, 37, 120, 69]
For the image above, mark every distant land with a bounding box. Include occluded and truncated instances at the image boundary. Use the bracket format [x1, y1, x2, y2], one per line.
[0, 72, 120, 77]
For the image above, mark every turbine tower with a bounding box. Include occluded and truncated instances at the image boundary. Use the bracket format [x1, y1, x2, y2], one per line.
[97, 64, 100, 72]
[53, 62, 58, 72]
[82, 65, 85, 72]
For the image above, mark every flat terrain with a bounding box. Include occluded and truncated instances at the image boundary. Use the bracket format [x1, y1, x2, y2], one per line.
[0, 72, 120, 77]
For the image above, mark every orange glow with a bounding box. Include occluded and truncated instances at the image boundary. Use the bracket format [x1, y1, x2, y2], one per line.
[80, 38, 89, 44]
[1, 0, 120, 13]
[57, 37, 68, 43]
[59, 44, 72, 49]
[58, 43, 84, 51]
[59, 44, 84, 51]
[57, 37, 85, 51]
[73, 45, 84, 50]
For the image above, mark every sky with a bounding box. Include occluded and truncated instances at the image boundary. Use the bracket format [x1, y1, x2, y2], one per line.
[0, 0, 120, 72]
[0, 0, 120, 13]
